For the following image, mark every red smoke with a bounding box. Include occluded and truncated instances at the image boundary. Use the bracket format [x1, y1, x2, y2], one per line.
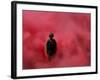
[23, 10, 91, 69]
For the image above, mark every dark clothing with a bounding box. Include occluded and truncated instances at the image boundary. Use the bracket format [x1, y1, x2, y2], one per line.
[46, 39, 57, 57]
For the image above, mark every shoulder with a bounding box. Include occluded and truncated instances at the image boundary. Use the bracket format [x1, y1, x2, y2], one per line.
[52, 39, 56, 43]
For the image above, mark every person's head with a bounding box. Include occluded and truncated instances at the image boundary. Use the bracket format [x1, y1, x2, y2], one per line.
[49, 32, 54, 39]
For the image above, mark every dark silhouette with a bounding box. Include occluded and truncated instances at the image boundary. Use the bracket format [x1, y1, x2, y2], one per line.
[46, 32, 57, 60]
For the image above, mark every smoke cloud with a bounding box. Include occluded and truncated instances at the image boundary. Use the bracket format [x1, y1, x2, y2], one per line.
[23, 10, 91, 69]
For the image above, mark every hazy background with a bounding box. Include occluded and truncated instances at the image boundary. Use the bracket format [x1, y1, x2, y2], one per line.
[23, 10, 90, 69]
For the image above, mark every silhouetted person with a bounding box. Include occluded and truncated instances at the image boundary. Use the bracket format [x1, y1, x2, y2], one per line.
[46, 32, 57, 60]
